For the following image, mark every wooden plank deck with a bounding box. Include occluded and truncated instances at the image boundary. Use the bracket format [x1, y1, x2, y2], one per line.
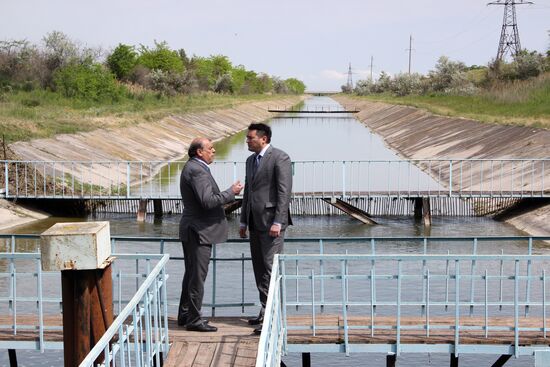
[165, 316, 260, 367]
[3, 314, 549, 365]
[0, 315, 63, 342]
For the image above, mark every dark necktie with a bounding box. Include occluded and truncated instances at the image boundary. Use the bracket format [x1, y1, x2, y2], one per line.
[253, 154, 261, 176]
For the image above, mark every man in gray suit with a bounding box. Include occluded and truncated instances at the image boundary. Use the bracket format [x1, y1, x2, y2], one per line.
[178, 137, 243, 332]
[239, 123, 292, 332]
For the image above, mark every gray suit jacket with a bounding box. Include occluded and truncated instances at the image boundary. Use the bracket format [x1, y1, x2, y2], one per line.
[179, 158, 235, 244]
[240, 145, 292, 231]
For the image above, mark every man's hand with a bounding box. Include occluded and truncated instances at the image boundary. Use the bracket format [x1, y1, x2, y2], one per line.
[269, 224, 281, 238]
[239, 226, 248, 238]
[231, 180, 243, 195]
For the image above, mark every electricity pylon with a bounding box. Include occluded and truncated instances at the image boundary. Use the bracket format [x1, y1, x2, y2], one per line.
[488, 0, 533, 61]
[346, 62, 354, 90]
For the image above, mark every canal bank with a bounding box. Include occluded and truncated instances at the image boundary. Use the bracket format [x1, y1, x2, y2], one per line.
[0, 199, 48, 231]
[334, 96, 550, 236]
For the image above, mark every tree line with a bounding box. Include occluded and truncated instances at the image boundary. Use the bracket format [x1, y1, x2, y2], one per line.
[0, 31, 306, 102]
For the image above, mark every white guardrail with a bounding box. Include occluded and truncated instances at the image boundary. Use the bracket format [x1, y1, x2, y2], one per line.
[2, 159, 549, 199]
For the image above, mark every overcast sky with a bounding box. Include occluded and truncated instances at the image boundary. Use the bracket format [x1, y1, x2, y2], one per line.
[1, 0, 549, 91]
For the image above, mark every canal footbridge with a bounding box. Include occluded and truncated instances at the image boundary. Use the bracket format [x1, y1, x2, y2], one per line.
[2, 159, 548, 220]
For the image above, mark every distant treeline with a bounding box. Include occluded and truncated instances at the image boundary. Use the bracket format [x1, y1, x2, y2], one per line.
[0, 31, 306, 102]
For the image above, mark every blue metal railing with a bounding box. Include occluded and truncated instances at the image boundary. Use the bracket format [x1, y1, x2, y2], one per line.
[0, 249, 169, 357]
[2, 234, 550, 315]
[2, 235, 550, 366]
[2, 158, 548, 199]
[257, 253, 550, 367]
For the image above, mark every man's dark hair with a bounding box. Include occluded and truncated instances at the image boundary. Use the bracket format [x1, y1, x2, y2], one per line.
[188, 139, 205, 158]
[248, 123, 272, 143]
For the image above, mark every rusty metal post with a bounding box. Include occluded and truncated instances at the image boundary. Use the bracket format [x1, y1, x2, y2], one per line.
[422, 197, 432, 227]
[41, 221, 113, 367]
[137, 199, 148, 221]
[61, 264, 113, 366]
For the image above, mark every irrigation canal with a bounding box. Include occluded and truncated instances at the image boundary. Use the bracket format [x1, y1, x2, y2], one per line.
[1, 96, 548, 367]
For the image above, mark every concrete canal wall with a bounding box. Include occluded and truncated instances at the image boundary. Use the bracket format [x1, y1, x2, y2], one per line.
[334, 96, 550, 236]
[9, 97, 304, 164]
[1, 96, 304, 230]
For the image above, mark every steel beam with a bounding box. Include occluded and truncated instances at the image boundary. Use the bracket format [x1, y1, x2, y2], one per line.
[491, 354, 511, 367]
[8, 349, 17, 367]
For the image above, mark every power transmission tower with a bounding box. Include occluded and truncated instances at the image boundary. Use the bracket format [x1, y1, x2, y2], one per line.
[346, 62, 354, 90]
[488, 0, 533, 61]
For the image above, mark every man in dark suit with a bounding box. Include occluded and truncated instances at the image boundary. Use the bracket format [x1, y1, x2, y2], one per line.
[178, 137, 243, 332]
[239, 123, 292, 333]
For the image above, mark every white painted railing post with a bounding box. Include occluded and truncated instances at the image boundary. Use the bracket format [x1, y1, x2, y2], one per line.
[449, 161, 453, 196]
[126, 162, 131, 198]
[342, 161, 346, 198]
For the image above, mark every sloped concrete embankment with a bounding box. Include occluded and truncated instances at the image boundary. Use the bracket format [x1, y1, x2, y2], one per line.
[334, 96, 550, 236]
[8, 97, 305, 188]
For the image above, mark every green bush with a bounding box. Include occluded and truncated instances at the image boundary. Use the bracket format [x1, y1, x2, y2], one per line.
[285, 78, 306, 94]
[53, 62, 122, 101]
[107, 44, 137, 80]
[137, 41, 184, 73]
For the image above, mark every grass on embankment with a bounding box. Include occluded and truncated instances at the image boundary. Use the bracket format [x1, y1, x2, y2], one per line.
[350, 72, 550, 129]
[0, 90, 290, 144]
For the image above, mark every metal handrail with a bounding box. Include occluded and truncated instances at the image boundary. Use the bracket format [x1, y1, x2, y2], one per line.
[256, 258, 283, 367]
[3, 235, 550, 365]
[258, 253, 550, 366]
[79, 254, 169, 367]
[2, 158, 548, 199]
[0, 250, 169, 357]
[2, 234, 550, 315]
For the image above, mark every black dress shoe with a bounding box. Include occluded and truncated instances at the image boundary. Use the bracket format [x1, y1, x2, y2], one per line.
[186, 322, 217, 332]
[247, 316, 264, 325]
